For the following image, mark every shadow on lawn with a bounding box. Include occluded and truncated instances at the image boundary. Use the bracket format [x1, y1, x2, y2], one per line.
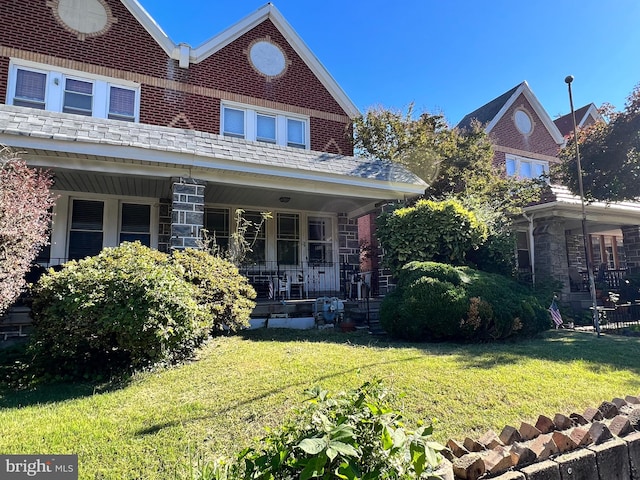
[0, 342, 131, 409]
[135, 352, 425, 437]
[239, 328, 640, 375]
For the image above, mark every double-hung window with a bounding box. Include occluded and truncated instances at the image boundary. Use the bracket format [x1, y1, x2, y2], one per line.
[221, 103, 309, 149]
[63, 78, 93, 116]
[68, 199, 104, 261]
[8, 60, 139, 122]
[13, 68, 47, 109]
[120, 203, 151, 246]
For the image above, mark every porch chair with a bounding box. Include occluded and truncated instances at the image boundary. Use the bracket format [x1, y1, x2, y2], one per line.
[289, 271, 306, 299]
[277, 275, 290, 300]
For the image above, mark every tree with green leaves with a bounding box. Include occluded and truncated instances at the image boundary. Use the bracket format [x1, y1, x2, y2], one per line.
[557, 87, 638, 202]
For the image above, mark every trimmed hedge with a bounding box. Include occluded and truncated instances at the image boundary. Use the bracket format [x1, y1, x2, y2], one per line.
[380, 261, 550, 342]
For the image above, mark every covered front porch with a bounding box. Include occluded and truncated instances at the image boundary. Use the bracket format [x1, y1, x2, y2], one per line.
[514, 186, 640, 312]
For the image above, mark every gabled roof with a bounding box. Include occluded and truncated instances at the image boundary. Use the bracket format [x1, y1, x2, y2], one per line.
[457, 81, 565, 145]
[119, 1, 359, 118]
[553, 103, 602, 137]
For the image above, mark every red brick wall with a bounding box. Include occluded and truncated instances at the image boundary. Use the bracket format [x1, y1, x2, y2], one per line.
[490, 93, 561, 157]
[0, 0, 353, 154]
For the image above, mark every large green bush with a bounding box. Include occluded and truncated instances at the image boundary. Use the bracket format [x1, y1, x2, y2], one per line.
[172, 248, 256, 333]
[30, 243, 211, 377]
[380, 261, 550, 342]
[376, 199, 487, 275]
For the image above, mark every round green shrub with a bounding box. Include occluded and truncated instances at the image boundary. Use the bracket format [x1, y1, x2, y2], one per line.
[380, 261, 550, 342]
[172, 249, 256, 333]
[30, 242, 210, 377]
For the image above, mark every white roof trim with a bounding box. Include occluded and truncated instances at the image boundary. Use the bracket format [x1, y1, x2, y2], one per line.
[119, 2, 359, 118]
[190, 3, 359, 118]
[579, 103, 602, 127]
[485, 81, 565, 145]
[120, 0, 175, 56]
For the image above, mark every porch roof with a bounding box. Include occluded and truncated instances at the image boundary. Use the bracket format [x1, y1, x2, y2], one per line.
[516, 184, 640, 230]
[0, 105, 426, 215]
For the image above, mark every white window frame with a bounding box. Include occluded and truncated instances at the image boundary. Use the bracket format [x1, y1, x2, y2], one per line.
[6, 59, 140, 122]
[505, 154, 549, 180]
[221, 101, 310, 149]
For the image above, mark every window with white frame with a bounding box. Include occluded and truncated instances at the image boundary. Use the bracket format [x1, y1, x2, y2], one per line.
[308, 216, 333, 265]
[505, 155, 549, 180]
[221, 103, 309, 149]
[277, 213, 300, 265]
[7, 60, 140, 122]
[68, 199, 104, 260]
[120, 203, 151, 246]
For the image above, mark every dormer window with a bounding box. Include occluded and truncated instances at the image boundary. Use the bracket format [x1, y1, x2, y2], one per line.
[7, 60, 140, 122]
[221, 102, 309, 149]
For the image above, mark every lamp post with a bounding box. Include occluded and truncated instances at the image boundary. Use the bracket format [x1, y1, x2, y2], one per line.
[565, 75, 601, 336]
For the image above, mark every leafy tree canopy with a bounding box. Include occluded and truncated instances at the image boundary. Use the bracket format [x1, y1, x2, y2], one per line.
[557, 85, 640, 202]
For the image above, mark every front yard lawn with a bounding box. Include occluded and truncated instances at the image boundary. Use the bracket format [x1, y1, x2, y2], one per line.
[1, 329, 639, 479]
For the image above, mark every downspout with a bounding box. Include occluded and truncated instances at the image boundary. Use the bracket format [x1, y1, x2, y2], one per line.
[522, 212, 535, 285]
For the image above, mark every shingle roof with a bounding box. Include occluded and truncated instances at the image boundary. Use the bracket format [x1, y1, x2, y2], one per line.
[456, 83, 523, 130]
[0, 105, 425, 187]
[553, 104, 592, 137]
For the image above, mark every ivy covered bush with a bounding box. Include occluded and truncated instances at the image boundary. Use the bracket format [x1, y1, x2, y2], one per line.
[29, 242, 255, 377]
[376, 199, 487, 275]
[380, 261, 550, 342]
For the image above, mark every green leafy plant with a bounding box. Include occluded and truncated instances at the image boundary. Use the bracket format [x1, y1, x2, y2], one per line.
[188, 380, 445, 479]
[376, 199, 487, 275]
[29, 242, 210, 378]
[380, 261, 549, 341]
[200, 209, 271, 266]
[172, 248, 256, 333]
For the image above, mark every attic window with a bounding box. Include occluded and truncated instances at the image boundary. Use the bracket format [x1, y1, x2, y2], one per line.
[47, 0, 117, 41]
[247, 37, 289, 80]
[514, 109, 533, 135]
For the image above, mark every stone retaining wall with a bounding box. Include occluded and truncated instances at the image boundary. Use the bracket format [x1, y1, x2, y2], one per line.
[438, 395, 640, 479]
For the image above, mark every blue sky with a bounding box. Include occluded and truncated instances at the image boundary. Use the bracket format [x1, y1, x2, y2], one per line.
[141, 0, 640, 125]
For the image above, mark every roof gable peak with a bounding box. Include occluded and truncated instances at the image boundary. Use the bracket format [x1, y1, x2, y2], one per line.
[119, 1, 358, 118]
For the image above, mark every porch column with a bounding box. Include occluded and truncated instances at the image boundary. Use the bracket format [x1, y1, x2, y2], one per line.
[170, 177, 205, 250]
[338, 213, 359, 295]
[622, 225, 640, 273]
[533, 219, 569, 291]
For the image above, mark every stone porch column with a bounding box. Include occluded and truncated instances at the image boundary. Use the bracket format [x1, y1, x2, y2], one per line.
[622, 225, 640, 273]
[170, 177, 205, 250]
[533, 219, 569, 291]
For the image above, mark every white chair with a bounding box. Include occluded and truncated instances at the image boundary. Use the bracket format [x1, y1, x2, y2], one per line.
[289, 271, 306, 299]
[277, 275, 289, 299]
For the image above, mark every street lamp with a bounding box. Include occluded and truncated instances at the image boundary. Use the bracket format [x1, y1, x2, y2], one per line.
[564, 75, 601, 336]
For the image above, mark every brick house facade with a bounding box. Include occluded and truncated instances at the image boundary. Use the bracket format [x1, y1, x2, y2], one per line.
[459, 82, 640, 309]
[0, 0, 425, 298]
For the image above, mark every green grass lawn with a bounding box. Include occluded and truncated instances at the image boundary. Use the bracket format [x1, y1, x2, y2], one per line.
[1, 329, 639, 479]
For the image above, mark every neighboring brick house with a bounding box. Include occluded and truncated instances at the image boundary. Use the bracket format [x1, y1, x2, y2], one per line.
[0, 0, 425, 298]
[459, 82, 640, 308]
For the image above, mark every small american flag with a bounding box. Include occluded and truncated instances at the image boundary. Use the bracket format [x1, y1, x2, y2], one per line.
[549, 299, 563, 328]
